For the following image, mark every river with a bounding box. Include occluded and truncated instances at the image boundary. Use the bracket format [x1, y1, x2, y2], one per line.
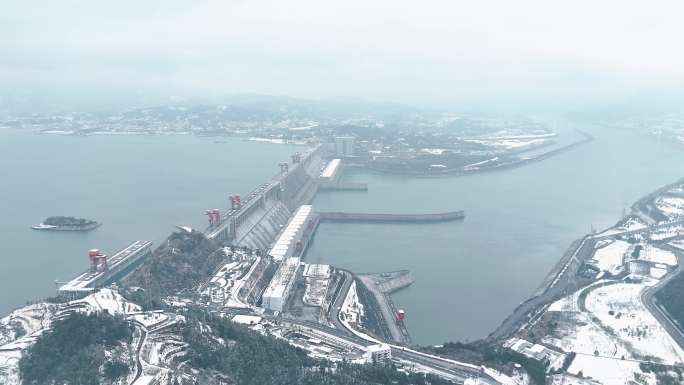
[306, 124, 684, 344]
[0, 130, 299, 314]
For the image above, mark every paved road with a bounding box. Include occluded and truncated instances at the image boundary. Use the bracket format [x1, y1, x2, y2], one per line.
[128, 321, 147, 385]
[329, 270, 353, 332]
[281, 316, 491, 384]
[642, 246, 684, 352]
[356, 274, 408, 344]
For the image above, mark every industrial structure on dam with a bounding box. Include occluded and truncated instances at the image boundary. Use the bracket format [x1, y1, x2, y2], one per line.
[57, 240, 152, 297]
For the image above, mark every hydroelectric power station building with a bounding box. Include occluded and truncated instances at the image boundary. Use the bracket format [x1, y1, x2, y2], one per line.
[267, 205, 313, 262]
[261, 205, 315, 311]
[262, 256, 301, 312]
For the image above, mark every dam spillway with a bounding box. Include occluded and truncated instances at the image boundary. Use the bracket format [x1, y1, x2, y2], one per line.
[316, 210, 465, 223]
[204, 146, 323, 250]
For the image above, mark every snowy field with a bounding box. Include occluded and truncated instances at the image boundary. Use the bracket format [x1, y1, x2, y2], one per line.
[546, 279, 684, 365]
[591, 240, 630, 274]
[567, 354, 656, 385]
[596, 217, 647, 237]
[640, 246, 678, 266]
[77, 288, 141, 314]
[584, 281, 684, 364]
[0, 288, 146, 385]
[655, 196, 684, 219]
[541, 234, 683, 385]
[463, 138, 546, 150]
[649, 225, 684, 241]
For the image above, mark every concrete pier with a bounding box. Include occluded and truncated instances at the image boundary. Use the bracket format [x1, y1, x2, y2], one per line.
[58, 240, 153, 297]
[356, 270, 414, 344]
[318, 182, 369, 191]
[318, 210, 464, 223]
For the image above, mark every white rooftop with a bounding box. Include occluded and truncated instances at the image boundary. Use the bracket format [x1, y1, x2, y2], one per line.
[268, 205, 312, 261]
[232, 315, 263, 325]
[320, 159, 341, 178]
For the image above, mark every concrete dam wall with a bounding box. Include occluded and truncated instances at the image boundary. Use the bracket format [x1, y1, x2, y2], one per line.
[235, 199, 292, 251]
[217, 147, 323, 251]
[317, 210, 465, 223]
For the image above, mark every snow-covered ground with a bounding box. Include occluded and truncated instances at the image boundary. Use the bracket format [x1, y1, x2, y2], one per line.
[545, 278, 684, 365]
[622, 217, 648, 231]
[542, 310, 634, 360]
[75, 288, 142, 315]
[540, 233, 683, 385]
[591, 240, 630, 274]
[0, 302, 62, 384]
[567, 354, 656, 385]
[640, 246, 678, 266]
[130, 312, 168, 329]
[420, 148, 448, 155]
[0, 303, 56, 344]
[649, 225, 684, 241]
[548, 373, 602, 385]
[463, 138, 546, 150]
[649, 266, 668, 278]
[670, 239, 684, 251]
[0, 288, 145, 385]
[585, 281, 684, 364]
[655, 196, 684, 219]
[0, 349, 21, 385]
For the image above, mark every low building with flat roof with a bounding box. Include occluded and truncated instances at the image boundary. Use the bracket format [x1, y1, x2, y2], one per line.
[320, 158, 342, 183]
[366, 343, 392, 365]
[268, 205, 313, 262]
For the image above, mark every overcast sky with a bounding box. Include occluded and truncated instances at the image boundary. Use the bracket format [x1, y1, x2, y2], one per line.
[2, 0, 683, 111]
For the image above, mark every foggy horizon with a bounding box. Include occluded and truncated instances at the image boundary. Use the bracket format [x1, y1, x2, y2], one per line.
[3, 0, 684, 114]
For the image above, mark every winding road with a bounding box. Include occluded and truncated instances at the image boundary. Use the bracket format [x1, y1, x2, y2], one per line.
[641, 246, 684, 352]
[128, 321, 147, 385]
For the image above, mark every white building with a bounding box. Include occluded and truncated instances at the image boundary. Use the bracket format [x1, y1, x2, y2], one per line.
[366, 343, 392, 365]
[268, 205, 313, 262]
[262, 257, 301, 312]
[334, 136, 355, 156]
[320, 158, 342, 183]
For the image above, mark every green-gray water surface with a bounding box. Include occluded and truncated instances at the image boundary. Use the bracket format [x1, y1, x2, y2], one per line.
[307, 125, 684, 344]
[0, 130, 299, 314]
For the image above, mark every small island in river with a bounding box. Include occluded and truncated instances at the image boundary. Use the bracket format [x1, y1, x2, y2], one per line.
[31, 216, 101, 232]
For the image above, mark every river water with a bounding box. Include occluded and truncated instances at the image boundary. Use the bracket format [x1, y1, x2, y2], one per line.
[0, 130, 299, 314]
[307, 124, 684, 344]
[1, 125, 682, 346]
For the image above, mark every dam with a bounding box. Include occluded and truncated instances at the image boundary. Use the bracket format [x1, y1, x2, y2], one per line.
[203, 151, 464, 253]
[204, 146, 323, 250]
